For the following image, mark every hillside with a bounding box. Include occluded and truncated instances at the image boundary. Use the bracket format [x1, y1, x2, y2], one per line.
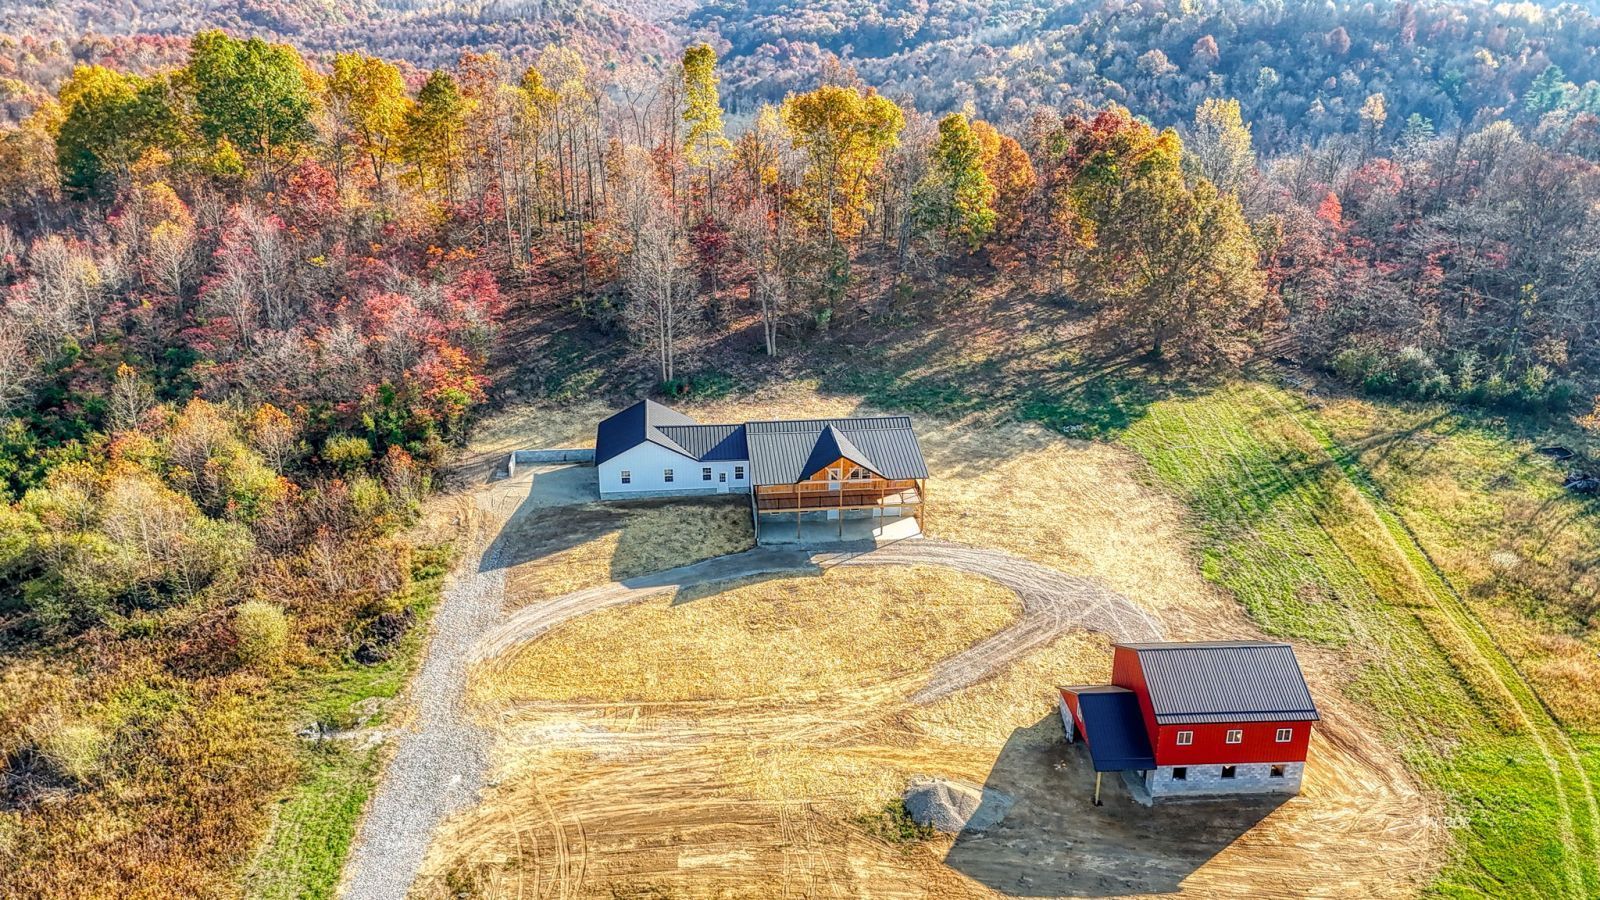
[0, 6, 1598, 899]
[5, 0, 1600, 147]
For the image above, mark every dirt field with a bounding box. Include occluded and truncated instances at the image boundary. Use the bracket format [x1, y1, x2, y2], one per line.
[401, 395, 1439, 898]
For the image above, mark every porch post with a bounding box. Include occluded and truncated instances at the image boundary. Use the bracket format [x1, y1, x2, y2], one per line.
[1094, 772, 1103, 806]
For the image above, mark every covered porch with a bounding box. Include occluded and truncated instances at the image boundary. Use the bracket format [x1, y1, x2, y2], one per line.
[751, 478, 926, 544]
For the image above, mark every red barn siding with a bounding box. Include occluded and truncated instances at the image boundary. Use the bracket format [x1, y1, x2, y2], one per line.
[1152, 721, 1312, 766]
[1111, 648, 1158, 743]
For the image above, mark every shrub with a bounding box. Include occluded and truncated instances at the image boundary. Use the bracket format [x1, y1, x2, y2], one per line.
[1450, 350, 1481, 396]
[857, 800, 937, 843]
[322, 435, 372, 472]
[1480, 371, 1515, 406]
[1391, 347, 1443, 399]
[348, 476, 392, 523]
[33, 720, 105, 785]
[1331, 345, 1384, 386]
[234, 601, 290, 669]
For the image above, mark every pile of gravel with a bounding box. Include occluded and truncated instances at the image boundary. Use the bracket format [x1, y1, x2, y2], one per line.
[903, 776, 1014, 833]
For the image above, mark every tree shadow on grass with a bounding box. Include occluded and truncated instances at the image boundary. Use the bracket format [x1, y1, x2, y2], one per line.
[944, 715, 1288, 897]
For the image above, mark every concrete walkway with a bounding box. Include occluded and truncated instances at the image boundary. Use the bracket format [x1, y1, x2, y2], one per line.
[340, 529, 1162, 899]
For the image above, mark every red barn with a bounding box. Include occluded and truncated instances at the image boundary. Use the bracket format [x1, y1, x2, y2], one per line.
[1059, 641, 1319, 804]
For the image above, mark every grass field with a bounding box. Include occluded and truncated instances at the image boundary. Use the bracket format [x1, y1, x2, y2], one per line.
[437, 344, 1600, 896]
[475, 566, 1021, 706]
[815, 299, 1600, 895]
[244, 546, 454, 900]
[1116, 381, 1600, 899]
[428, 385, 1434, 898]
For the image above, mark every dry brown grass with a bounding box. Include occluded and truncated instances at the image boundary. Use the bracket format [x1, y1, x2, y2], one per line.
[470, 390, 1223, 631]
[475, 566, 1021, 706]
[422, 391, 1433, 899]
[500, 498, 755, 606]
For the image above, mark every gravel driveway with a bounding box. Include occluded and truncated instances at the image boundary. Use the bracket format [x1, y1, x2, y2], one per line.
[341, 517, 1160, 898]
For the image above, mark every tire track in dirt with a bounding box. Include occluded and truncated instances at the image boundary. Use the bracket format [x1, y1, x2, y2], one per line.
[346, 528, 1161, 900]
[473, 539, 1165, 696]
[1272, 385, 1600, 895]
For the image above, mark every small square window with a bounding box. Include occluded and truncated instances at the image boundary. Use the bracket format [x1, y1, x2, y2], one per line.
[1276, 727, 1293, 743]
[1172, 766, 1187, 781]
[1270, 765, 1286, 778]
[664, 468, 674, 483]
[1225, 729, 1243, 744]
[702, 467, 712, 481]
[735, 466, 744, 480]
[1221, 765, 1237, 779]
[1175, 730, 1193, 746]
[620, 470, 631, 485]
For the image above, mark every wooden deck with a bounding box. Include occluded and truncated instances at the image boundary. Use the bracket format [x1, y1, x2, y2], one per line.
[755, 486, 923, 512]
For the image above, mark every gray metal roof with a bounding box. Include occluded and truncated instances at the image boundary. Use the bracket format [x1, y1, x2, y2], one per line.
[597, 403, 929, 486]
[655, 424, 748, 461]
[745, 416, 928, 486]
[1116, 641, 1320, 725]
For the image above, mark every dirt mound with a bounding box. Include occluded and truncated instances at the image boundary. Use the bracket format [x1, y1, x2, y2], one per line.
[903, 776, 1014, 833]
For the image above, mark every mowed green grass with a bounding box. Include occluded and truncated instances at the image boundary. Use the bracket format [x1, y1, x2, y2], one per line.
[1118, 382, 1600, 899]
[243, 546, 454, 900]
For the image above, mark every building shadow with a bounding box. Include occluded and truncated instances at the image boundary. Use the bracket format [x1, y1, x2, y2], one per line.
[943, 715, 1288, 897]
[476, 464, 756, 579]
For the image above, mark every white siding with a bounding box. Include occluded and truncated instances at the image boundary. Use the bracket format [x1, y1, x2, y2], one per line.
[597, 442, 750, 498]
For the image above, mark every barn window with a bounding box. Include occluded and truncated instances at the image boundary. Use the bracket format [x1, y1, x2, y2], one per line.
[1225, 729, 1243, 744]
[1172, 767, 1187, 781]
[719, 472, 727, 483]
[1221, 765, 1237, 779]
[1270, 765, 1286, 778]
[664, 469, 674, 483]
[1175, 730, 1193, 746]
[1275, 728, 1293, 743]
[703, 467, 713, 481]
[620, 471, 632, 485]
[735, 466, 745, 480]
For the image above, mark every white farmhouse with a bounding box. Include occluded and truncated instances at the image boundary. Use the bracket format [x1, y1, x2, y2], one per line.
[594, 400, 929, 540]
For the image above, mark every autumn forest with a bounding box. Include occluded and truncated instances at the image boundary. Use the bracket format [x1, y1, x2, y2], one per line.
[1, 0, 1599, 895]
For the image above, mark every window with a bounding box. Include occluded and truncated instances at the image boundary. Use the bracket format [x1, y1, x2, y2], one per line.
[719, 472, 727, 483]
[827, 468, 841, 482]
[735, 466, 744, 480]
[1220, 765, 1237, 779]
[1276, 727, 1293, 743]
[1172, 766, 1187, 781]
[1175, 730, 1193, 746]
[620, 470, 631, 485]
[664, 468, 674, 483]
[849, 466, 869, 480]
[702, 467, 712, 481]
[1270, 765, 1286, 778]
[1225, 729, 1243, 744]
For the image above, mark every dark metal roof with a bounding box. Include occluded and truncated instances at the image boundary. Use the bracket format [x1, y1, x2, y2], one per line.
[1063, 686, 1156, 771]
[1116, 642, 1320, 725]
[595, 401, 743, 465]
[596, 404, 929, 484]
[744, 417, 928, 486]
[799, 425, 878, 479]
[655, 424, 748, 461]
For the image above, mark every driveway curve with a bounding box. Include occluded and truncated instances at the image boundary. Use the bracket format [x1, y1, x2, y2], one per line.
[341, 536, 1161, 899]
[474, 539, 1164, 701]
